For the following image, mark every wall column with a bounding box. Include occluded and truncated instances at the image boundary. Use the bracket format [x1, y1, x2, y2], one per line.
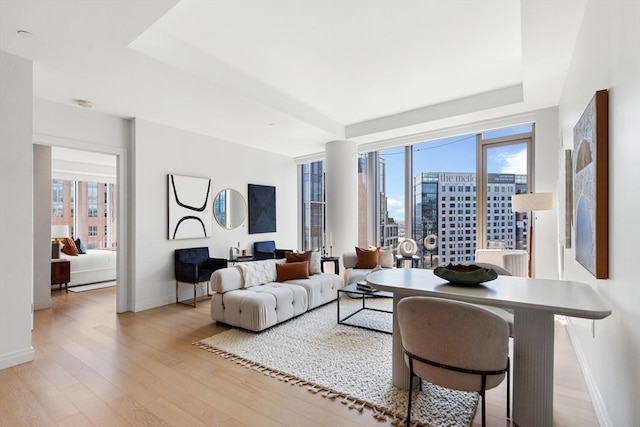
[325, 140, 358, 264]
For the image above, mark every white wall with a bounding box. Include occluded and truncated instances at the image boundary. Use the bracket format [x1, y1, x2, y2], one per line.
[33, 145, 52, 310]
[558, 1, 640, 425]
[0, 51, 34, 369]
[131, 119, 298, 311]
[32, 98, 131, 312]
[531, 107, 560, 279]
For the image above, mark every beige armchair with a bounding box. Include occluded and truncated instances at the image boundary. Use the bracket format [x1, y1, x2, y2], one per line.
[397, 296, 510, 427]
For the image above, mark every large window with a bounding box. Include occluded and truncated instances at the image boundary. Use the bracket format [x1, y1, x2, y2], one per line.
[300, 161, 325, 253]
[298, 124, 533, 264]
[51, 179, 117, 249]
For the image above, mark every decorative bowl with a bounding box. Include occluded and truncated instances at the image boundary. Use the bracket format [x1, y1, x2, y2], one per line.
[433, 263, 498, 286]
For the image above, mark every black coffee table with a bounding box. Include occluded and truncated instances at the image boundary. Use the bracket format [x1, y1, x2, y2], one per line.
[337, 282, 393, 334]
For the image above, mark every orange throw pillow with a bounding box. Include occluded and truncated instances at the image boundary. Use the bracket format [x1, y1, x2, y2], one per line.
[276, 261, 310, 281]
[60, 237, 79, 256]
[354, 246, 379, 269]
[285, 251, 313, 275]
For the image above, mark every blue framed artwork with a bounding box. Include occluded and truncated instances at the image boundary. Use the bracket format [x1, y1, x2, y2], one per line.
[248, 184, 276, 234]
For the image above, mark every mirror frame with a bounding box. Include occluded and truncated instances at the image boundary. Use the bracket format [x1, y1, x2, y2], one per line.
[213, 188, 247, 229]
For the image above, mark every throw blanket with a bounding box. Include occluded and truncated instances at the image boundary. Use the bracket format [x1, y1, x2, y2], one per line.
[235, 259, 281, 288]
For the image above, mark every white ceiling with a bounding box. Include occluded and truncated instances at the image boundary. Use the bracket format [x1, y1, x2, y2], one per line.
[0, 0, 586, 159]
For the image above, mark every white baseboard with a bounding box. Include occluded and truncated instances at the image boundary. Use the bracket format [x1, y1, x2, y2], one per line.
[133, 295, 176, 312]
[0, 346, 34, 370]
[565, 318, 612, 427]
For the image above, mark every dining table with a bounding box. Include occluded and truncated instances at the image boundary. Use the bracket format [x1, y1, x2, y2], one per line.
[366, 268, 611, 427]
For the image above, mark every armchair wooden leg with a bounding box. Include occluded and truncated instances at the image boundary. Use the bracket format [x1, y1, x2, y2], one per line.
[193, 283, 197, 307]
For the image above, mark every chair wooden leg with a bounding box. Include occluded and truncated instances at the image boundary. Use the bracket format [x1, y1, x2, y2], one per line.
[176, 281, 179, 303]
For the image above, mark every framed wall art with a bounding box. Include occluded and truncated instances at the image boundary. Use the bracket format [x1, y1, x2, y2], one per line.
[573, 89, 608, 279]
[564, 149, 573, 249]
[168, 174, 212, 240]
[248, 184, 276, 234]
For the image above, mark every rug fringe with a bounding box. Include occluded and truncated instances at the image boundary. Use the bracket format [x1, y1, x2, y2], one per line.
[193, 341, 421, 426]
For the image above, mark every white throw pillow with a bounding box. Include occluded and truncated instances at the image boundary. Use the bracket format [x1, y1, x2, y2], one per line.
[310, 250, 322, 275]
[378, 247, 394, 268]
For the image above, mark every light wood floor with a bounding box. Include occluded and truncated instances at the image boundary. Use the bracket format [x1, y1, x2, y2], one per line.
[0, 287, 599, 426]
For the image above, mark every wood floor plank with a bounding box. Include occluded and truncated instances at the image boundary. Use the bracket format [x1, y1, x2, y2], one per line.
[0, 287, 600, 427]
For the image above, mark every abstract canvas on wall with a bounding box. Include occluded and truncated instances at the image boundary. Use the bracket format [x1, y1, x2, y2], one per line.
[168, 174, 212, 240]
[573, 90, 608, 279]
[564, 149, 573, 249]
[248, 184, 276, 234]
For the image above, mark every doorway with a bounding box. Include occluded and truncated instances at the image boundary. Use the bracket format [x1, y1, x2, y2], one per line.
[34, 143, 128, 313]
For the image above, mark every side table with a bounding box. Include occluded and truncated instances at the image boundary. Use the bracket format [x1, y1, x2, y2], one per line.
[321, 256, 340, 274]
[396, 254, 420, 268]
[51, 258, 71, 293]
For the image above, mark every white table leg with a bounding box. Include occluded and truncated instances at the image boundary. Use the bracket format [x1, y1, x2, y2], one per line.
[391, 293, 412, 389]
[513, 308, 554, 427]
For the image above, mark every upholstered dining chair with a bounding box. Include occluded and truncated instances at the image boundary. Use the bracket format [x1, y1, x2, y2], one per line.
[397, 297, 510, 427]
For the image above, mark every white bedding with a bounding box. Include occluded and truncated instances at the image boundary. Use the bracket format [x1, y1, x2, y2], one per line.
[60, 249, 117, 286]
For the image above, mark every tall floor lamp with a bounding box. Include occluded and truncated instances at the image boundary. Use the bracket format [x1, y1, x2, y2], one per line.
[511, 192, 553, 277]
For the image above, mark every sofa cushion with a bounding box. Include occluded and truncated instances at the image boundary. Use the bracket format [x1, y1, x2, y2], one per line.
[235, 259, 281, 288]
[211, 267, 244, 293]
[276, 261, 309, 281]
[211, 283, 308, 332]
[285, 272, 342, 309]
[354, 246, 379, 269]
[342, 252, 358, 269]
[309, 250, 322, 274]
[285, 251, 313, 274]
[378, 247, 394, 268]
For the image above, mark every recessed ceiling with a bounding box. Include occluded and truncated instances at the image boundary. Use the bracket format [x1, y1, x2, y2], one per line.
[0, 0, 586, 159]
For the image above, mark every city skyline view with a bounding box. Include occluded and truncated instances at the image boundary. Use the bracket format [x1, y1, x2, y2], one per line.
[382, 125, 530, 222]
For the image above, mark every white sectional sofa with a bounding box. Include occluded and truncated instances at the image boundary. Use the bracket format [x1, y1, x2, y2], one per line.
[342, 248, 395, 285]
[210, 258, 343, 332]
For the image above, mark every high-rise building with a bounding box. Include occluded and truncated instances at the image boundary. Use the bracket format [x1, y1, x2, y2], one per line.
[413, 172, 527, 266]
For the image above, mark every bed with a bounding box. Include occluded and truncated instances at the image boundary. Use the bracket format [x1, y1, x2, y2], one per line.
[60, 249, 117, 287]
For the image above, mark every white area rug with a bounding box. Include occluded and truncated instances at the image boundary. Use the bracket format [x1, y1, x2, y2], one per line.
[68, 281, 116, 292]
[196, 298, 478, 426]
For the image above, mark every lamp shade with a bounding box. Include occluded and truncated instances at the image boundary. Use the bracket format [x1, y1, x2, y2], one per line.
[51, 225, 70, 238]
[511, 192, 553, 213]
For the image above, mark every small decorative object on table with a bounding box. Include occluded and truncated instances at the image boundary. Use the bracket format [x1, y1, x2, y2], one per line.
[356, 281, 377, 292]
[433, 263, 498, 286]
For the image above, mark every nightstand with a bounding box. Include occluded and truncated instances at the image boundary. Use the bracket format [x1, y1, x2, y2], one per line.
[51, 259, 71, 293]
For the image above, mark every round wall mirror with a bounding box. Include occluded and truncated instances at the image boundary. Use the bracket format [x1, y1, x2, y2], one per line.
[213, 188, 247, 229]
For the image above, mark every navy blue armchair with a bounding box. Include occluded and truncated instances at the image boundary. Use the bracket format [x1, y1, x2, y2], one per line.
[253, 240, 292, 260]
[175, 247, 227, 307]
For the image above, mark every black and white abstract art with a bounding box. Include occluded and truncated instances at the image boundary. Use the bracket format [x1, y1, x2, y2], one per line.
[168, 174, 212, 240]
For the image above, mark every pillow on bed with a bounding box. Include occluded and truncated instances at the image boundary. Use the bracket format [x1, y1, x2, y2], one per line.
[74, 238, 87, 254]
[276, 261, 309, 281]
[354, 246, 379, 269]
[60, 237, 79, 256]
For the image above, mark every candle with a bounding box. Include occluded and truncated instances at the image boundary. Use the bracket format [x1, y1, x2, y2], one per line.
[329, 232, 333, 246]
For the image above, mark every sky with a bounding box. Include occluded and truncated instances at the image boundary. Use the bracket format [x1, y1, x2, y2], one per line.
[383, 124, 531, 220]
